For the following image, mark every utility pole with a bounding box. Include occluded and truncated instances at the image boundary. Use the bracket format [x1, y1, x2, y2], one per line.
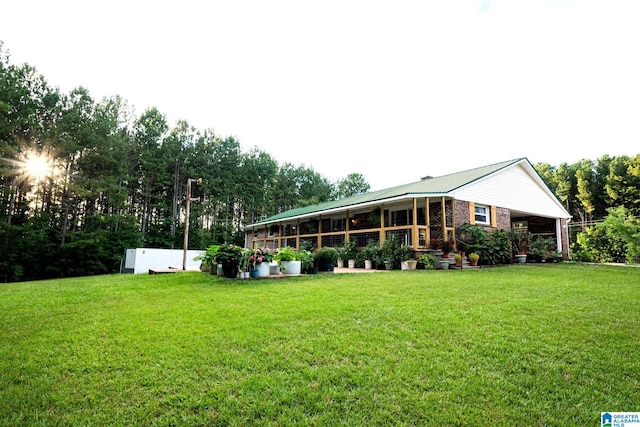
[183, 178, 202, 270]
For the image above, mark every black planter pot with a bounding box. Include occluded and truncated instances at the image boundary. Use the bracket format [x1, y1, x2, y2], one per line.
[316, 261, 334, 272]
[305, 266, 319, 274]
[222, 263, 238, 278]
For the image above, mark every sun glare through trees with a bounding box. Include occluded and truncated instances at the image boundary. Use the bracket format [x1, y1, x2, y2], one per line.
[21, 151, 52, 183]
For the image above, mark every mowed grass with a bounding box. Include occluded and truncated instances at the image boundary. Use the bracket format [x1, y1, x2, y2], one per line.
[1, 264, 638, 426]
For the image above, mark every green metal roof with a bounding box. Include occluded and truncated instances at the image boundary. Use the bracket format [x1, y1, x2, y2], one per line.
[248, 158, 526, 227]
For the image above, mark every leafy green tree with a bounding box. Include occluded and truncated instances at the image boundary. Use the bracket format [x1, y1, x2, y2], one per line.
[132, 107, 169, 243]
[553, 162, 577, 214]
[159, 120, 195, 247]
[606, 155, 640, 216]
[240, 147, 278, 224]
[533, 162, 557, 195]
[295, 165, 333, 207]
[573, 224, 626, 263]
[335, 173, 370, 199]
[598, 206, 640, 263]
[575, 159, 596, 224]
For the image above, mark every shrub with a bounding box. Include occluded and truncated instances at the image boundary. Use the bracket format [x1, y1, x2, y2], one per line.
[418, 253, 437, 269]
[194, 244, 219, 269]
[441, 239, 454, 254]
[297, 249, 315, 272]
[529, 237, 561, 263]
[459, 223, 511, 265]
[341, 240, 358, 260]
[313, 247, 339, 271]
[363, 240, 380, 262]
[380, 234, 412, 269]
[214, 244, 243, 266]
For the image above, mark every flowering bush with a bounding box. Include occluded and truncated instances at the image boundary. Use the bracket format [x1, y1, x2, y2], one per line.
[248, 247, 273, 270]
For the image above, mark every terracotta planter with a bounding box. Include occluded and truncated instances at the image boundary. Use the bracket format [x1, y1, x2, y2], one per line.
[401, 260, 417, 270]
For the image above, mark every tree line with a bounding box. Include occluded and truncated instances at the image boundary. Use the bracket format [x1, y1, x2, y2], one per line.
[534, 156, 640, 264]
[1, 43, 639, 281]
[0, 43, 369, 282]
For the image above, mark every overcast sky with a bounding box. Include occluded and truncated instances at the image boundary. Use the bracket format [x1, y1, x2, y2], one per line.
[3, 0, 639, 190]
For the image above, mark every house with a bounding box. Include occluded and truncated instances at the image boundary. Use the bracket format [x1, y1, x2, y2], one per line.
[244, 158, 572, 260]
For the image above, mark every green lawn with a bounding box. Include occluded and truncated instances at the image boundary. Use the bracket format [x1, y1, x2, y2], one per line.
[1, 264, 638, 426]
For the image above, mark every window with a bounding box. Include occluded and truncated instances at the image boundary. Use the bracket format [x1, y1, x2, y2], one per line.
[512, 221, 528, 232]
[332, 218, 346, 231]
[389, 208, 412, 226]
[474, 205, 490, 225]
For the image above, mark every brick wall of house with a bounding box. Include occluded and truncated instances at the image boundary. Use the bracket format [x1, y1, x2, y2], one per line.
[496, 207, 511, 229]
[454, 200, 511, 230]
[454, 200, 470, 227]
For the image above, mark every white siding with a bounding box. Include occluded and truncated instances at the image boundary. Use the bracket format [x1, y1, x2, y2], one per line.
[124, 248, 205, 274]
[453, 164, 569, 218]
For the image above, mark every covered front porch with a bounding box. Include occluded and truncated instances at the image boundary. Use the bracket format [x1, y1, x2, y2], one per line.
[246, 196, 459, 252]
[245, 195, 568, 260]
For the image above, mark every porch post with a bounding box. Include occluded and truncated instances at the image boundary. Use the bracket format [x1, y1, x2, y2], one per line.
[345, 209, 350, 242]
[263, 225, 267, 249]
[425, 197, 430, 247]
[412, 198, 418, 249]
[441, 196, 447, 239]
[379, 204, 385, 244]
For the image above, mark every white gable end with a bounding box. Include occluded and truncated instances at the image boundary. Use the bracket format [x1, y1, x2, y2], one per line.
[452, 164, 570, 219]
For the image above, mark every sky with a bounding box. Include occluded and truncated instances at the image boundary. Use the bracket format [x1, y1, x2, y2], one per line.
[2, 0, 639, 191]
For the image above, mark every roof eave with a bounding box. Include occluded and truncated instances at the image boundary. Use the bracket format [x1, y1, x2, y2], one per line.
[243, 192, 450, 229]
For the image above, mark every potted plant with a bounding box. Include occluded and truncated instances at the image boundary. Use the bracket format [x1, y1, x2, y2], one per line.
[454, 253, 463, 268]
[313, 247, 339, 272]
[298, 249, 316, 274]
[380, 234, 406, 270]
[429, 238, 443, 255]
[508, 230, 530, 264]
[336, 247, 345, 268]
[363, 240, 379, 270]
[342, 240, 358, 269]
[418, 253, 437, 270]
[249, 247, 273, 277]
[194, 244, 219, 274]
[529, 236, 560, 263]
[399, 245, 416, 270]
[275, 246, 301, 275]
[440, 239, 454, 259]
[215, 244, 243, 278]
[239, 248, 252, 278]
[468, 252, 480, 266]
